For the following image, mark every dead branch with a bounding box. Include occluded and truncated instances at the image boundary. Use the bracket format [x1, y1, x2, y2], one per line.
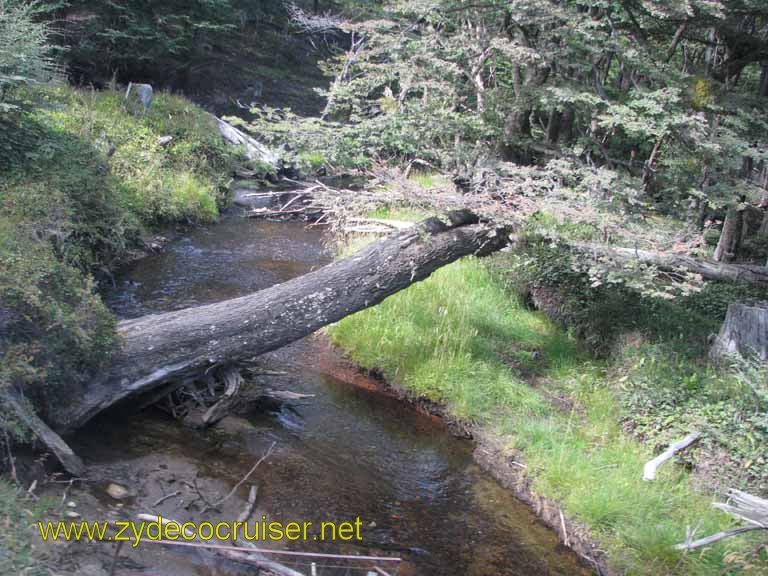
[643, 432, 700, 481]
[675, 489, 768, 551]
[213, 441, 276, 509]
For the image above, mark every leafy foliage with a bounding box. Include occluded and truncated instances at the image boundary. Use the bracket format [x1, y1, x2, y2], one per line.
[0, 0, 57, 110]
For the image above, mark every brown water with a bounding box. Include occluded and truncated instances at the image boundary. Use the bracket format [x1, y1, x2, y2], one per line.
[80, 210, 590, 576]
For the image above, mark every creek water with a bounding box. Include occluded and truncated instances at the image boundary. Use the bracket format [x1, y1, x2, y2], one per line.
[75, 209, 590, 576]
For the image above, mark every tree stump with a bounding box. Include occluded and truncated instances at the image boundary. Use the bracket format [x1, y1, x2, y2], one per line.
[710, 302, 768, 362]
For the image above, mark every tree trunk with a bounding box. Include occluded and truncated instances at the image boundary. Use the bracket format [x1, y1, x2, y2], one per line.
[561, 106, 574, 144]
[505, 107, 532, 140]
[710, 302, 768, 362]
[546, 108, 562, 145]
[56, 212, 509, 431]
[759, 63, 768, 98]
[714, 206, 743, 262]
[474, 69, 486, 113]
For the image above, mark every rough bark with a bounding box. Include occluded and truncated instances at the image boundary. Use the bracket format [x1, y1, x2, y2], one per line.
[710, 302, 768, 362]
[505, 107, 532, 140]
[546, 108, 562, 145]
[714, 206, 743, 262]
[56, 211, 509, 431]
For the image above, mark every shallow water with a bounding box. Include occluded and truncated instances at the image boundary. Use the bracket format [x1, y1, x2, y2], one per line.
[83, 209, 590, 576]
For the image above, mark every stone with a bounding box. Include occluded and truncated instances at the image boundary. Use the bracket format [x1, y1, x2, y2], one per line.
[125, 82, 153, 112]
[105, 483, 130, 500]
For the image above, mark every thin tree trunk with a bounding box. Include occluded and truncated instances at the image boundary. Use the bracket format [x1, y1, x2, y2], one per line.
[714, 206, 743, 262]
[546, 108, 562, 145]
[760, 63, 768, 98]
[561, 106, 574, 143]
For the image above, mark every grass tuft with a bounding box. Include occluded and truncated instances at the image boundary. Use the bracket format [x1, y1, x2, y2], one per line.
[328, 254, 766, 575]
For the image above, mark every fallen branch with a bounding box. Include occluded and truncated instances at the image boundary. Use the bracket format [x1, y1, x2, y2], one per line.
[675, 525, 765, 551]
[2, 393, 84, 477]
[643, 432, 700, 481]
[675, 489, 768, 551]
[262, 389, 314, 401]
[213, 441, 276, 508]
[137, 513, 303, 576]
[202, 367, 243, 427]
[152, 490, 182, 508]
[570, 241, 768, 289]
[236, 485, 258, 524]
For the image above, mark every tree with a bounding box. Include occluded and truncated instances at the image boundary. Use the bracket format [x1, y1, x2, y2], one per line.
[0, 0, 56, 110]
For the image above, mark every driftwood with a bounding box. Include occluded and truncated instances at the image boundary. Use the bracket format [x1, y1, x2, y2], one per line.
[2, 393, 85, 476]
[55, 211, 509, 431]
[215, 117, 280, 169]
[710, 302, 768, 362]
[675, 489, 768, 550]
[202, 368, 244, 426]
[643, 432, 700, 481]
[136, 513, 303, 576]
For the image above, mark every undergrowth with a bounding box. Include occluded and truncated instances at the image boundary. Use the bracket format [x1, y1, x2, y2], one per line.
[328, 242, 768, 574]
[0, 84, 241, 419]
[0, 480, 50, 576]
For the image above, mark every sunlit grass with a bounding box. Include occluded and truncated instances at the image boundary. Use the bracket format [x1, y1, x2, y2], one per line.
[327, 255, 760, 575]
[407, 170, 452, 189]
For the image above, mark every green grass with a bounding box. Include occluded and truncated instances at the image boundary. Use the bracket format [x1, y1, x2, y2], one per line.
[327, 255, 766, 575]
[406, 171, 452, 189]
[0, 84, 241, 416]
[0, 480, 50, 575]
[34, 86, 237, 225]
[366, 206, 430, 222]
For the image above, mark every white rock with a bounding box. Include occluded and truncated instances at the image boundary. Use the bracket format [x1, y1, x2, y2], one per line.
[106, 483, 130, 500]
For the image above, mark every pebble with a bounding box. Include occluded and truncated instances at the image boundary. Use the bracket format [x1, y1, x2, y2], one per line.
[106, 483, 130, 500]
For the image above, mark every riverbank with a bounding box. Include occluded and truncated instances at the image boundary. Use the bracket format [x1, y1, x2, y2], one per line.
[327, 244, 768, 575]
[0, 84, 248, 573]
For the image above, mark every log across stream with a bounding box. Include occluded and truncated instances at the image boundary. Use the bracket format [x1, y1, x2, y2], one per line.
[64, 210, 591, 575]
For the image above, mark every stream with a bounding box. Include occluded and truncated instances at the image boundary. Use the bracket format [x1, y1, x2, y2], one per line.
[69, 208, 590, 576]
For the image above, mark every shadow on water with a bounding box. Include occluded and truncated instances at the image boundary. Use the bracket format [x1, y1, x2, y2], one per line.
[77, 209, 591, 576]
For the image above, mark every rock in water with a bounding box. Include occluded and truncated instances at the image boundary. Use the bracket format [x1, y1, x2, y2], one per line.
[106, 483, 130, 500]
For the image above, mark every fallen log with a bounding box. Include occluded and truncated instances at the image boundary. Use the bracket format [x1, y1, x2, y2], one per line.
[675, 489, 768, 551]
[566, 241, 768, 289]
[57, 211, 509, 431]
[2, 393, 85, 477]
[215, 117, 280, 169]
